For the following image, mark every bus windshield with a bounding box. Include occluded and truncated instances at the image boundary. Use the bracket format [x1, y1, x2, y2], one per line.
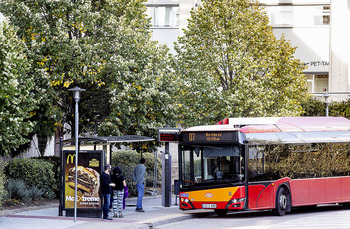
[180, 145, 245, 186]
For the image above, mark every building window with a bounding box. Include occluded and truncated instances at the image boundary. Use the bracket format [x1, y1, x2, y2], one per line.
[274, 6, 294, 26]
[146, 6, 179, 27]
[306, 74, 328, 93]
[314, 5, 330, 25]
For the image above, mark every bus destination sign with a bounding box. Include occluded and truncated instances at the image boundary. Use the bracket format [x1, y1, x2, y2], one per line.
[181, 131, 238, 144]
[158, 127, 181, 142]
[159, 133, 179, 142]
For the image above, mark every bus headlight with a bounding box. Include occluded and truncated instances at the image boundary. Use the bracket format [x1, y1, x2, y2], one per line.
[232, 198, 245, 203]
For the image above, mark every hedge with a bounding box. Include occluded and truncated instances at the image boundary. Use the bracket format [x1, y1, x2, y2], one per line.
[302, 97, 350, 118]
[33, 156, 60, 197]
[110, 150, 161, 197]
[4, 158, 56, 198]
[0, 159, 6, 206]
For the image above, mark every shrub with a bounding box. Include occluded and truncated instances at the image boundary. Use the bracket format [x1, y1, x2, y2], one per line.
[29, 185, 44, 200]
[4, 158, 55, 198]
[301, 97, 350, 118]
[329, 99, 350, 119]
[6, 179, 29, 202]
[0, 159, 7, 206]
[111, 150, 161, 197]
[6, 179, 44, 203]
[33, 156, 60, 197]
[301, 97, 325, 116]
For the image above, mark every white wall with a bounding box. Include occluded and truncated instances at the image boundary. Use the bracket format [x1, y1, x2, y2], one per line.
[151, 28, 179, 54]
[274, 28, 329, 73]
[329, 0, 350, 93]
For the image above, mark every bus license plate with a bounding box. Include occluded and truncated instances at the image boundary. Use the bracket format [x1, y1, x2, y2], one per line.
[202, 204, 217, 208]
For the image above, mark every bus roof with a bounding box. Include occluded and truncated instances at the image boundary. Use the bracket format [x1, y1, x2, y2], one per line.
[183, 117, 350, 145]
[239, 117, 350, 133]
[187, 117, 350, 133]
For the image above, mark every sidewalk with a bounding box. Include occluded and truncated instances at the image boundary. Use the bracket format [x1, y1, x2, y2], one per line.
[0, 196, 213, 229]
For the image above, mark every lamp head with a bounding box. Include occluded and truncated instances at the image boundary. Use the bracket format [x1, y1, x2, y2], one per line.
[68, 87, 86, 103]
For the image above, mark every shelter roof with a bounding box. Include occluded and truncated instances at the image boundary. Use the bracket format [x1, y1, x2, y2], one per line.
[62, 135, 155, 145]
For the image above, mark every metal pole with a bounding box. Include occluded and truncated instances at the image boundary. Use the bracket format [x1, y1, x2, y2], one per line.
[68, 86, 84, 222]
[59, 136, 63, 216]
[153, 151, 157, 195]
[244, 143, 249, 210]
[74, 101, 79, 222]
[164, 143, 171, 207]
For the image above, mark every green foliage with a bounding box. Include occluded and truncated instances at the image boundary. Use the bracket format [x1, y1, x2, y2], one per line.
[0, 159, 7, 206]
[173, 0, 308, 126]
[33, 156, 60, 197]
[0, 0, 178, 151]
[4, 158, 56, 198]
[110, 150, 161, 197]
[0, 21, 38, 157]
[329, 99, 350, 119]
[301, 97, 350, 118]
[300, 97, 325, 116]
[6, 179, 44, 203]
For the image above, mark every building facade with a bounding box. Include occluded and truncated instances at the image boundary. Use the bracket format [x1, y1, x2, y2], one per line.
[329, 0, 350, 98]
[260, 0, 330, 94]
[146, 0, 350, 100]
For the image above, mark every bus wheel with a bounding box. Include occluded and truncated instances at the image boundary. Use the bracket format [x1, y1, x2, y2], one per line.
[342, 203, 350, 209]
[214, 209, 228, 216]
[273, 187, 290, 216]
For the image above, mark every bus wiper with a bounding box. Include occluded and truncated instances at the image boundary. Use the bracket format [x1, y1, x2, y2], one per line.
[218, 178, 242, 184]
[201, 179, 216, 183]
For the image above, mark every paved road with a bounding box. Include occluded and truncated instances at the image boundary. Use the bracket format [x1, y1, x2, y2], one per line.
[2, 198, 350, 229]
[156, 204, 350, 229]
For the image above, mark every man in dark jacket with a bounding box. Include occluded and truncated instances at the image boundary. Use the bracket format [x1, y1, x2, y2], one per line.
[101, 164, 115, 220]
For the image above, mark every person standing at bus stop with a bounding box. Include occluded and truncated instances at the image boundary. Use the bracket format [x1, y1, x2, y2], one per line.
[132, 158, 146, 212]
[111, 166, 126, 218]
[101, 164, 115, 220]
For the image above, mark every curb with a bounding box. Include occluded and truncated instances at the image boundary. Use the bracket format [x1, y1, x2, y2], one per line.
[137, 213, 194, 228]
[0, 202, 59, 217]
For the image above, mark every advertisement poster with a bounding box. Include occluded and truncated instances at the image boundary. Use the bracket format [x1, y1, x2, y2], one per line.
[64, 150, 103, 210]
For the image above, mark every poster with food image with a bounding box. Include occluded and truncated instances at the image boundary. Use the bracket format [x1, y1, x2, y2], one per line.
[64, 150, 103, 209]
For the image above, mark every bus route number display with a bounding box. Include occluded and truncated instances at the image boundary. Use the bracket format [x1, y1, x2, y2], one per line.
[182, 131, 238, 144]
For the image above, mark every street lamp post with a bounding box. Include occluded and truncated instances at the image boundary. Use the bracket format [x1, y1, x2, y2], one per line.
[321, 93, 330, 117]
[312, 92, 350, 117]
[68, 87, 85, 222]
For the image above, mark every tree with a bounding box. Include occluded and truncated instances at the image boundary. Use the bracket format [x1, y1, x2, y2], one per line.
[173, 0, 308, 126]
[0, 21, 38, 156]
[0, 0, 178, 151]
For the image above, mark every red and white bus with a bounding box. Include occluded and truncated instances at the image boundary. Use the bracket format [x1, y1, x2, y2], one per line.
[178, 117, 350, 216]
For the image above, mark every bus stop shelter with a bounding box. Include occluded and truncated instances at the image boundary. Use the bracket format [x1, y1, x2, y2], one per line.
[61, 135, 155, 164]
[59, 135, 155, 217]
